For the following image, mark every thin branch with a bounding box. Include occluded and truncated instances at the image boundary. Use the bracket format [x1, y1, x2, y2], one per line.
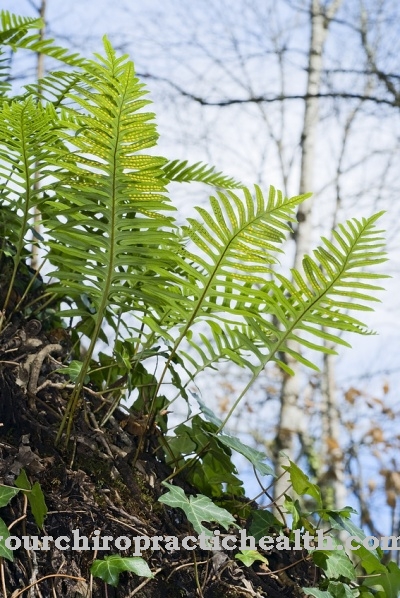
[137, 73, 400, 108]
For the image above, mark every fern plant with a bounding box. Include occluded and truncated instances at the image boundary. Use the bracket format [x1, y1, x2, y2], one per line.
[0, 13, 387, 450]
[0, 13, 394, 596]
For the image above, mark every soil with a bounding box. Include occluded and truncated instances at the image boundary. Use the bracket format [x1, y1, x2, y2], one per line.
[0, 316, 319, 597]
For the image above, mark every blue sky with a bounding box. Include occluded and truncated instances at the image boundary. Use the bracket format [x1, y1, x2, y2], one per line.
[3, 0, 400, 533]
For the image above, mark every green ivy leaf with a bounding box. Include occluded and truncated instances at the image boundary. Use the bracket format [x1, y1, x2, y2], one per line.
[327, 581, 360, 597]
[282, 460, 322, 507]
[361, 559, 400, 598]
[15, 469, 31, 491]
[53, 360, 89, 383]
[328, 513, 381, 561]
[166, 417, 244, 497]
[29, 482, 48, 529]
[312, 549, 357, 581]
[283, 496, 302, 529]
[90, 555, 153, 587]
[193, 394, 223, 428]
[304, 586, 358, 598]
[15, 471, 47, 529]
[0, 518, 13, 561]
[317, 506, 358, 521]
[212, 433, 275, 477]
[249, 510, 284, 542]
[0, 485, 20, 507]
[235, 549, 269, 567]
[302, 589, 335, 598]
[159, 482, 237, 537]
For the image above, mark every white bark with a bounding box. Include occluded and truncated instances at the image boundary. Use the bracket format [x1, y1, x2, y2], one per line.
[31, 0, 47, 272]
[321, 352, 347, 508]
[274, 0, 343, 509]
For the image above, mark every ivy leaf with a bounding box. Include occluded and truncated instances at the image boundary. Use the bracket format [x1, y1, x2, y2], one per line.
[317, 506, 357, 522]
[166, 417, 244, 497]
[303, 586, 356, 598]
[212, 433, 275, 477]
[283, 496, 302, 529]
[361, 559, 400, 598]
[193, 393, 223, 428]
[328, 513, 382, 561]
[0, 485, 20, 507]
[53, 360, 89, 383]
[159, 482, 237, 537]
[235, 549, 269, 567]
[249, 511, 284, 542]
[0, 518, 13, 561]
[327, 581, 360, 597]
[282, 460, 322, 507]
[312, 550, 357, 581]
[15, 469, 31, 490]
[91, 555, 153, 587]
[15, 471, 47, 529]
[302, 589, 335, 598]
[168, 359, 188, 400]
[29, 482, 48, 529]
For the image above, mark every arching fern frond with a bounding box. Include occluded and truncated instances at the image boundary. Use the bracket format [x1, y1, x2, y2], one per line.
[45, 38, 183, 440]
[0, 12, 41, 45]
[152, 186, 309, 392]
[177, 185, 308, 321]
[24, 71, 83, 107]
[0, 97, 57, 316]
[241, 212, 386, 375]
[162, 159, 241, 189]
[0, 49, 11, 97]
[161, 207, 387, 411]
[0, 10, 85, 68]
[180, 321, 258, 378]
[214, 213, 387, 430]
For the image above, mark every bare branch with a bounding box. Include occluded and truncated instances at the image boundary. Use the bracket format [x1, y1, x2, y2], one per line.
[138, 73, 400, 108]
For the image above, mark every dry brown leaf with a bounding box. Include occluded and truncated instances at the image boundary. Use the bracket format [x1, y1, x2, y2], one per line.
[344, 387, 362, 404]
[369, 427, 384, 443]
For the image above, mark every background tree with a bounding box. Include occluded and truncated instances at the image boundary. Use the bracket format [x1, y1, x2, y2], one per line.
[3, 0, 400, 542]
[2, 15, 397, 596]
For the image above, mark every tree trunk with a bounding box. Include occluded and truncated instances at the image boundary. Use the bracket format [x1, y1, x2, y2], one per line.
[274, 0, 343, 508]
[31, 0, 46, 272]
[320, 351, 347, 507]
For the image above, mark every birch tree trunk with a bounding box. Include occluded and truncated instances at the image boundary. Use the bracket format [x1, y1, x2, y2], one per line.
[274, 0, 343, 507]
[320, 351, 347, 507]
[31, 0, 47, 271]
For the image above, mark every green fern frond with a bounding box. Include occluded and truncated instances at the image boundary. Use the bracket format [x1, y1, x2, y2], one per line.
[0, 12, 42, 45]
[180, 322, 258, 378]
[217, 213, 388, 429]
[44, 38, 184, 439]
[152, 186, 309, 393]
[178, 185, 308, 317]
[162, 159, 241, 189]
[0, 49, 11, 97]
[174, 212, 387, 389]
[255, 212, 387, 372]
[0, 10, 85, 68]
[46, 38, 179, 311]
[24, 71, 83, 107]
[0, 97, 58, 314]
